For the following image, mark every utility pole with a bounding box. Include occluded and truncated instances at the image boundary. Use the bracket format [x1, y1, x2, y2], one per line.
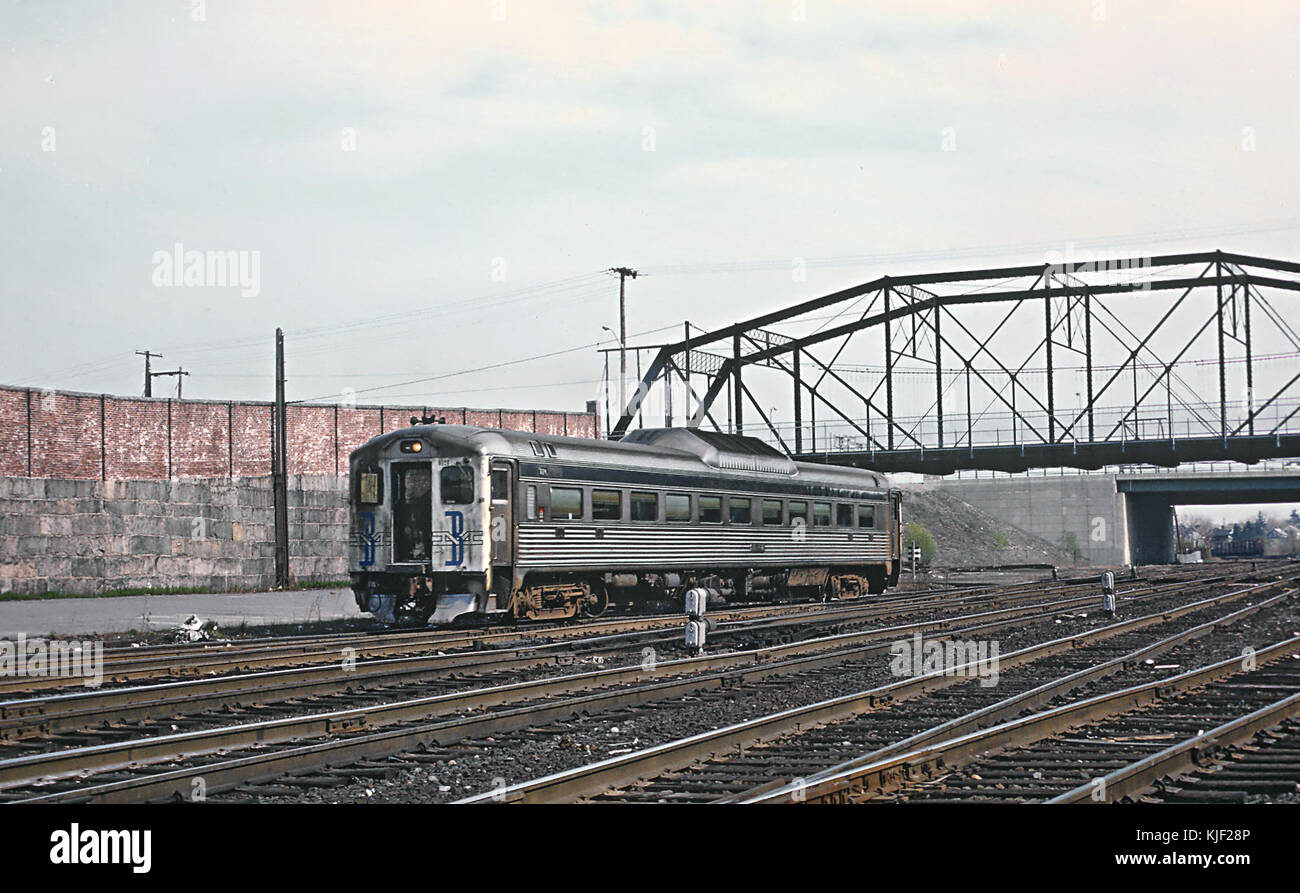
[150, 367, 190, 398]
[683, 321, 692, 424]
[136, 350, 163, 397]
[273, 328, 290, 589]
[609, 267, 638, 417]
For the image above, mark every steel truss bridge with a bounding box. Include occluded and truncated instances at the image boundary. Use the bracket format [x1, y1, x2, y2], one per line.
[608, 250, 1300, 474]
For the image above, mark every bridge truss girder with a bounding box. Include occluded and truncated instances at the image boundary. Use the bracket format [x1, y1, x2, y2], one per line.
[609, 250, 1300, 474]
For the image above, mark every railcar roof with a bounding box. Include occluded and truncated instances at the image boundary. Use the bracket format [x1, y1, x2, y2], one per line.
[357, 424, 891, 490]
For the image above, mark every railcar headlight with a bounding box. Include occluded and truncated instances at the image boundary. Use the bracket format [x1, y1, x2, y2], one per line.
[400, 440, 424, 453]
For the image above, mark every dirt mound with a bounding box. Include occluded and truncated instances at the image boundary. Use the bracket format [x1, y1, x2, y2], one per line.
[901, 486, 1075, 567]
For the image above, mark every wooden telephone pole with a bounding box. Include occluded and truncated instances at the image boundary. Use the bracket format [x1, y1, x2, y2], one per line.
[609, 267, 638, 417]
[272, 328, 290, 588]
[136, 350, 163, 397]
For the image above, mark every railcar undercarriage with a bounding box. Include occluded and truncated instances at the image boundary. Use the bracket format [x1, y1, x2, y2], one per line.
[352, 562, 897, 626]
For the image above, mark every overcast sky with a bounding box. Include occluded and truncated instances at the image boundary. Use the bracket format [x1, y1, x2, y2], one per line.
[2, 0, 1297, 450]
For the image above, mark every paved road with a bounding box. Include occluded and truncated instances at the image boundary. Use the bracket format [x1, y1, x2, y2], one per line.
[0, 588, 364, 638]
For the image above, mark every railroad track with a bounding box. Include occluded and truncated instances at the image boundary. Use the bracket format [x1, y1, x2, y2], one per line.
[0, 567, 1229, 746]
[2, 573, 1281, 803]
[0, 597, 872, 696]
[1, 561, 1260, 700]
[856, 640, 1300, 804]
[1122, 716, 1300, 804]
[0, 577, 1095, 698]
[0, 567, 1259, 752]
[452, 581, 1299, 803]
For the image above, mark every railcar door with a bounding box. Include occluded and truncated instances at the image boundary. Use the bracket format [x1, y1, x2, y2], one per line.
[489, 460, 515, 566]
[434, 460, 481, 570]
[890, 491, 902, 560]
[391, 461, 433, 563]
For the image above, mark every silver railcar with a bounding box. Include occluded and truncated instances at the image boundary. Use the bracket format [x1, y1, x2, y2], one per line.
[348, 424, 901, 624]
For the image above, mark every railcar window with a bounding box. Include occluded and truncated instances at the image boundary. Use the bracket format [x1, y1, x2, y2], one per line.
[789, 501, 808, 525]
[762, 499, 783, 525]
[666, 493, 691, 522]
[836, 504, 854, 527]
[551, 486, 583, 520]
[490, 469, 509, 502]
[440, 465, 474, 505]
[391, 464, 432, 563]
[813, 502, 832, 527]
[630, 491, 658, 522]
[592, 489, 622, 521]
[858, 504, 876, 528]
[699, 495, 722, 523]
[729, 497, 752, 524]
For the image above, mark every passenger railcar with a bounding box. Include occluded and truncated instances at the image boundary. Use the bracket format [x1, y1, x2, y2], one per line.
[348, 424, 902, 625]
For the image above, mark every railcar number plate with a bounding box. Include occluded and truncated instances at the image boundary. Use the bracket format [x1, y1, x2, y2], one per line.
[360, 472, 379, 503]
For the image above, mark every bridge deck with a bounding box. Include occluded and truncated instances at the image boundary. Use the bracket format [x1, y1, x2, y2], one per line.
[796, 433, 1300, 476]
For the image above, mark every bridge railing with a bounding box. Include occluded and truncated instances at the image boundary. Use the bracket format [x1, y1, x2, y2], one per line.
[936, 458, 1300, 481]
[741, 395, 1300, 457]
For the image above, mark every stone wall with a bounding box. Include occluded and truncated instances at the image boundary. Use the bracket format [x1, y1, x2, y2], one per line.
[0, 475, 348, 595]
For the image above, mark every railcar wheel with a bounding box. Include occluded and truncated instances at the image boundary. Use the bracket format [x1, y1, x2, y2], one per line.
[581, 583, 610, 618]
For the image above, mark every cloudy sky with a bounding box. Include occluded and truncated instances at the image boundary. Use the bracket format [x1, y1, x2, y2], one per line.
[2, 0, 1297, 436]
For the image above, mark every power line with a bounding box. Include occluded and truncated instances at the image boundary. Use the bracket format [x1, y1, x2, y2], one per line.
[291, 321, 681, 405]
[149, 366, 190, 398]
[638, 218, 1300, 277]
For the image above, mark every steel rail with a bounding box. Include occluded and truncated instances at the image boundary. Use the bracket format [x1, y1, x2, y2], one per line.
[1046, 692, 1300, 803]
[90, 572, 1057, 664]
[0, 567, 1191, 728]
[0, 592, 984, 698]
[0, 584, 1177, 789]
[0, 597, 896, 695]
[3, 561, 1255, 698]
[7, 575, 1281, 803]
[733, 589, 1296, 802]
[453, 580, 1296, 803]
[0, 570, 1239, 742]
[763, 635, 1300, 804]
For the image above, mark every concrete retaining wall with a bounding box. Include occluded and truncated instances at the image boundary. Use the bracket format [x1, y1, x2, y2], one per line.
[0, 475, 348, 595]
[930, 475, 1130, 566]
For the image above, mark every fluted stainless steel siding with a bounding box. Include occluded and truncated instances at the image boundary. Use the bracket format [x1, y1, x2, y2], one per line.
[516, 522, 888, 569]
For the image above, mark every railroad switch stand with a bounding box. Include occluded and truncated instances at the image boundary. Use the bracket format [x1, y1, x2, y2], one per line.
[1100, 571, 1117, 619]
[685, 588, 716, 656]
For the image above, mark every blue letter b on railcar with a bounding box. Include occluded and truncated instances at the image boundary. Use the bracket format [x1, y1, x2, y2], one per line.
[443, 510, 465, 567]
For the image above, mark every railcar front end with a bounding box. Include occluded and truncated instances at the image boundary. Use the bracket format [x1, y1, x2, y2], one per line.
[348, 426, 499, 625]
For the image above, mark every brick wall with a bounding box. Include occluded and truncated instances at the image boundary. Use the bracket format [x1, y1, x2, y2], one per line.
[0, 385, 599, 482]
[0, 384, 599, 594]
